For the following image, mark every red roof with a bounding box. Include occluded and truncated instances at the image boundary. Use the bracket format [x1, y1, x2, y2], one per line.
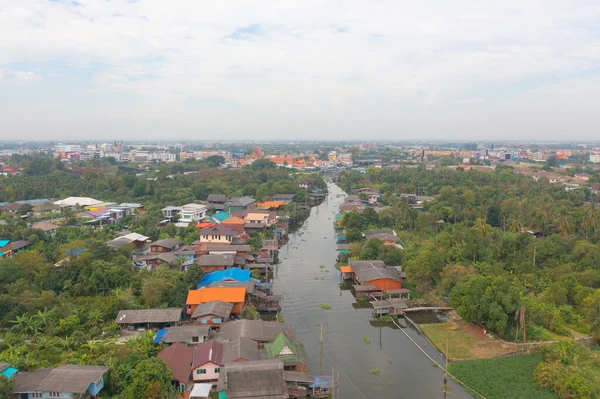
[192, 340, 224, 368]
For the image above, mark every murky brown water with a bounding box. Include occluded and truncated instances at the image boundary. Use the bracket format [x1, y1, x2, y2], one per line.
[275, 183, 472, 399]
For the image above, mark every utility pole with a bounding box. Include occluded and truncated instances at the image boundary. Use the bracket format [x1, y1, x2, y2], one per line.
[442, 338, 451, 398]
[317, 323, 328, 375]
[533, 246, 537, 270]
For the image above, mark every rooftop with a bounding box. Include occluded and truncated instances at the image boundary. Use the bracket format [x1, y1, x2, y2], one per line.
[220, 320, 294, 342]
[192, 300, 234, 319]
[151, 238, 181, 249]
[162, 325, 210, 343]
[186, 287, 246, 305]
[13, 365, 109, 394]
[197, 267, 251, 287]
[218, 360, 286, 399]
[195, 254, 236, 267]
[193, 340, 224, 368]
[157, 342, 194, 384]
[115, 308, 182, 324]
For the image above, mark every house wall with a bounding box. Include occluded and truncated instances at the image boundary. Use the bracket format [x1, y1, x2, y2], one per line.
[194, 314, 224, 326]
[87, 376, 105, 396]
[192, 361, 221, 382]
[200, 265, 228, 273]
[199, 235, 232, 244]
[366, 278, 401, 291]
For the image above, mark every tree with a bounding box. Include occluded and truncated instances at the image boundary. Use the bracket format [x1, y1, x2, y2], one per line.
[123, 358, 174, 399]
[0, 375, 15, 399]
[345, 228, 363, 243]
[141, 278, 174, 307]
[241, 304, 260, 320]
[250, 159, 276, 170]
[205, 155, 226, 168]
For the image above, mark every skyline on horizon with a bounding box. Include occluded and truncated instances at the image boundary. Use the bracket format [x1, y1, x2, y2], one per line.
[1, 1, 600, 141]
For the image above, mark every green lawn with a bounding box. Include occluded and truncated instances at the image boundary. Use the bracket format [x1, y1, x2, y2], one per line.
[448, 354, 559, 399]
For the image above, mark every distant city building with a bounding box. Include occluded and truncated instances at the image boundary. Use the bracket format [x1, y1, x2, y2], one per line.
[590, 153, 600, 164]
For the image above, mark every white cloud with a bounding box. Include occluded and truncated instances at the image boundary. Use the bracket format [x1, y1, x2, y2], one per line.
[0, 0, 600, 139]
[0, 68, 42, 83]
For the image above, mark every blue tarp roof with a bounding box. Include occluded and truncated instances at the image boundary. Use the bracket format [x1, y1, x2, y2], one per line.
[0, 240, 10, 247]
[153, 329, 168, 343]
[197, 267, 251, 287]
[337, 236, 345, 242]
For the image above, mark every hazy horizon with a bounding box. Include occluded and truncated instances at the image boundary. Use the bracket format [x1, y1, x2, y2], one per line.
[1, 1, 600, 141]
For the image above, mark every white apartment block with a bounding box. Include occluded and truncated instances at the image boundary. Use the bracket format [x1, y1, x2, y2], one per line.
[590, 153, 600, 164]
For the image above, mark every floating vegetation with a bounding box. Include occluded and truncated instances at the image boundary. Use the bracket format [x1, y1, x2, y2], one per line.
[387, 359, 393, 364]
[363, 336, 371, 344]
[320, 277, 324, 280]
[319, 265, 326, 268]
[325, 270, 330, 273]
[320, 304, 331, 309]
[370, 368, 380, 375]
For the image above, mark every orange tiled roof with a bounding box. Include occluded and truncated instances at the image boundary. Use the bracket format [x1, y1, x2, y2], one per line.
[340, 266, 353, 273]
[222, 216, 245, 225]
[186, 287, 246, 305]
[256, 201, 286, 209]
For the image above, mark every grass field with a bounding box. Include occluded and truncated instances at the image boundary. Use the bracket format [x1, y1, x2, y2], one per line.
[420, 321, 515, 360]
[448, 354, 558, 399]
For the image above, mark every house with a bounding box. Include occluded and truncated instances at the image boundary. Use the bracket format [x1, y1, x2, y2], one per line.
[264, 332, 308, 371]
[222, 337, 263, 363]
[180, 204, 208, 224]
[0, 240, 11, 258]
[575, 173, 591, 180]
[340, 265, 354, 280]
[298, 179, 314, 189]
[32, 201, 61, 215]
[10, 240, 29, 254]
[173, 245, 203, 264]
[219, 320, 295, 348]
[186, 287, 246, 315]
[591, 184, 600, 195]
[192, 300, 234, 327]
[154, 325, 210, 345]
[195, 254, 236, 273]
[198, 268, 251, 288]
[192, 341, 224, 383]
[224, 197, 256, 214]
[162, 205, 181, 220]
[205, 244, 251, 256]
[207, 194, 229, 204]
[190, 383, 213, 399]
[150, 238, 181, 253]
[31, 221, 59, 236]
[210, 211, 232, 224]
[106, 232, 151, 254]
[198, 225, 240, 244]
[270, 194, 295, 203]
[54, 197, 104, 208]
[216, 360, 287, 399]
[350, 260, 403, 292]
[115, 307, 182, 330]
[364, 229, 399, 244]
[0, 203, 21, 215]
[118, 203, 144, 213]
[12, 364, 109, 398]
[157, 342, 194, 393]
[136, 252, 179, 269]
[221, 217, 246, 234]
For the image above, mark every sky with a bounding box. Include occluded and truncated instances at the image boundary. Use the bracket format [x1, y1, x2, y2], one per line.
[1, 0, 600, 141]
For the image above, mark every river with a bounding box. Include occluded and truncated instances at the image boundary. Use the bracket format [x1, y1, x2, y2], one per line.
[275, 183, 472, 399]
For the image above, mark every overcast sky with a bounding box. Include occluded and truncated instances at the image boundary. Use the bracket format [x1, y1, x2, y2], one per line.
[1, 1, 600, 141]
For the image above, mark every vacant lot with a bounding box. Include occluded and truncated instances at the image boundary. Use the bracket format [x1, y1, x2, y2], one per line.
[448, 354, 559, 399]
[420, 320, 515, 360]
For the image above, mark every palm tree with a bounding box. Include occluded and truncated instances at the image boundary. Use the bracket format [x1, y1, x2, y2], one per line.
[582, 204, 599, 241]
[473, 217, 491, 238]
[558, 211, 574, 237]
[508, 218, 522, 233]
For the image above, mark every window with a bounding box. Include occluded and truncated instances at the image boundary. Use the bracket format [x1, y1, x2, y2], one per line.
[192, 336, 199, 343]
[214, 367, 221, 373]
[196, 369, 206, 375]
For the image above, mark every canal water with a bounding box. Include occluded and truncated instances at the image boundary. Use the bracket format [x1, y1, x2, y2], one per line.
[275, 183, 472, 399]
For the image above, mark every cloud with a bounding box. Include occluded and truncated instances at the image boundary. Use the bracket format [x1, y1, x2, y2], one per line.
[0, 0, 600, 139]
[0, 68, 42, 84]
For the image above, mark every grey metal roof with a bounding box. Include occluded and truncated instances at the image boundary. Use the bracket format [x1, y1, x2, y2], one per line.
[284, 371, 314, 383]
[163, 325, 210, 343]
[207, 194, 229, 202]
[10, 240, 29, 251]
[220, 320, 294, 343]
[353, 284, 377, 292]
[115, 308, 182, 324]
[151, 238, 180, 249]
[192, 300, 234, 319]
[13, 365, 109, 394]
[350, 260, 402, 283]
[222, 337, 263, 363]
[206, 244, 251, 252]
[218, 359, 286, 398]
[195, 253, 236, 267]
[209, 281, 255, 295]
[225, 197, 256, 207]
